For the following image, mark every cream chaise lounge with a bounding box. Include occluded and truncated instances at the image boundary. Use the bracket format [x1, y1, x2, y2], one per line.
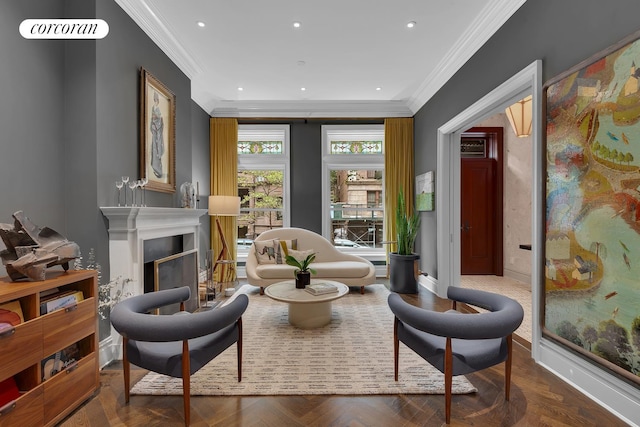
[246, 227, 376, 295]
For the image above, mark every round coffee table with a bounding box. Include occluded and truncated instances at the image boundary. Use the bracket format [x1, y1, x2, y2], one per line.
[264, 279, 349, 328]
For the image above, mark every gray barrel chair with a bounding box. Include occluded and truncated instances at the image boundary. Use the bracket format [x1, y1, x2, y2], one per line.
[388, 286, 524, 424]
[110, 286, 249, 426]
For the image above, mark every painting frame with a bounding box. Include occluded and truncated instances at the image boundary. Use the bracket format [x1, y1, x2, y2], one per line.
[415, 171, 434, 211]
[543, 29, 640, 386]
[140, 67, 176, 193]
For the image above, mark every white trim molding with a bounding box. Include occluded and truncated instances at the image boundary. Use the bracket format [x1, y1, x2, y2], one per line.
[211, 100, 413, 118]
[114, 0, 203, 78]
[115, 0, 524, 118]
[435, 59, 640, 425]
[407, 0, 527, 113]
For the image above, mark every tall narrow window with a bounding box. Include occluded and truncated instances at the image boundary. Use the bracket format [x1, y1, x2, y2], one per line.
[322, 125, 384, 258]
[237, 125, 290, 256]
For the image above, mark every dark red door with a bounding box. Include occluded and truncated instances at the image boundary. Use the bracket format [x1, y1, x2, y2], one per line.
[461, 158, 496, 274]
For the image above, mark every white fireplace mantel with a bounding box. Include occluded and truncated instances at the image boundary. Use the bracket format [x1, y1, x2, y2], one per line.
[100, 206, 208, 295]
[99, 207, 208, 365]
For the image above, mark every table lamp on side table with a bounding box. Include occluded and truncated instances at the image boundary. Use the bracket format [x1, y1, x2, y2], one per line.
[208, 195, 241, 298]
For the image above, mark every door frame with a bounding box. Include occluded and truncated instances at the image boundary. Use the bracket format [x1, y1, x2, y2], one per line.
[461, 127, 504, 275]
[435, 60, 542, 359]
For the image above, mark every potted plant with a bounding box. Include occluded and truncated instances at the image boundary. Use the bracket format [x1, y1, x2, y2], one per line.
[389, 188, 421, 293]
[285, 252, 317, 289]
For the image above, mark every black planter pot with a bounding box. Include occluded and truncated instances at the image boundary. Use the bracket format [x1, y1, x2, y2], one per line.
[389, 253, 420, 293]
[295, 272, 311, 289]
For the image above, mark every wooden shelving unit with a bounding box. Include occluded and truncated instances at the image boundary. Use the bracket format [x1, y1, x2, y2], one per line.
[0, 269, 99, 427]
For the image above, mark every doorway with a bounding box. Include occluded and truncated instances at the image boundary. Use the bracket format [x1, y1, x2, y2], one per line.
[435, 60, 542, 358]
[460, 127, 504, 275]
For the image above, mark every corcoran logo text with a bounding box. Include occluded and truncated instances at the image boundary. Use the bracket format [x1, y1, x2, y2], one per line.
[20, 19, 109, 39]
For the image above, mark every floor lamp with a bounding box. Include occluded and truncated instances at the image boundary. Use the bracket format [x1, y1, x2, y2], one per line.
[208, 195, 241, 285]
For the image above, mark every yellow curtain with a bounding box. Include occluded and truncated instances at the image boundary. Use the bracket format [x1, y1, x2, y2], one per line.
[384, 117, 415, 259]
[210, 117, 238, 282]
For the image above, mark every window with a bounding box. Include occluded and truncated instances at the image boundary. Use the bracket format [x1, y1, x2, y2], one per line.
[237, 125, 290, 256]
[322, 125, 384, 256]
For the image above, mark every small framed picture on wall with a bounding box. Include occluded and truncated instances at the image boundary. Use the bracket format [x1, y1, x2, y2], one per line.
[139, 67, 176, 193]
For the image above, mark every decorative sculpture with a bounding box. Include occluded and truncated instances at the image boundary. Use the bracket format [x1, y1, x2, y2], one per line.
[180, 182, 196, 208]
[0, 211, 80, 281]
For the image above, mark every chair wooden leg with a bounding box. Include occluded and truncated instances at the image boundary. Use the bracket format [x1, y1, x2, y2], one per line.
[260, 287, 264, 295]
[445, 337, 453, 424]
[237, 317, 243, 382]
[182, 340, 191, 426]
[505, 334, 513, 401]
[360, 286, 364, 294]
[122, 338, 130, 404]
[393, 317, 399, 381]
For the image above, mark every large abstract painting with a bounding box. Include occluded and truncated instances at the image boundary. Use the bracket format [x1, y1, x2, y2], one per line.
[544, 31, 640, 385]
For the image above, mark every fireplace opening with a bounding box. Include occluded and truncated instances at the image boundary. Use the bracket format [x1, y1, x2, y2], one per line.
[142, 235, 199, 314]
[153, 249, 199, 314]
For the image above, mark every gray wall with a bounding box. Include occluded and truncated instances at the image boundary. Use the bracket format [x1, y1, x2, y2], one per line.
[414, 0, 640, 277]
[0, 0, 67, 239]
[0, 0, 211, 340]
[192, 102, 211, 254]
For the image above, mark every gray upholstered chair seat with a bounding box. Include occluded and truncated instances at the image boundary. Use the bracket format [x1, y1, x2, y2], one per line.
[397, 322, 506, 376]
[388, 286, 524, 424]
[110, 286, 248, 426]
[127, 323, 240, 377]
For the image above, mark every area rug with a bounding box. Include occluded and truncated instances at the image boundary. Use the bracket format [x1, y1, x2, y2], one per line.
[130, 284, 477, 396]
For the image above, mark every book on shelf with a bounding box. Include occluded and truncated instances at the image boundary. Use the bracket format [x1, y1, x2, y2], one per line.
[305, 282, 339, 295]
[41, 342, 80, 381]
[40, 290, 84, 315]
[0, 376, 20, 408]
[0, 299, 24, 326]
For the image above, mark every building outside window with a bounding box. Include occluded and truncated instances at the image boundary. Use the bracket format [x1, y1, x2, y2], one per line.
[321, 125, 385, 262]
[237, 125, 290, 258]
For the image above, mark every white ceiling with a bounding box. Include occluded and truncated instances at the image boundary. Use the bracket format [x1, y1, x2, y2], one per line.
[116, 0, 526, 118]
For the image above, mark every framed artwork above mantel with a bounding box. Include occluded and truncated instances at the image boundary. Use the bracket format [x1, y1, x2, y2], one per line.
[139, 67, 176, 193]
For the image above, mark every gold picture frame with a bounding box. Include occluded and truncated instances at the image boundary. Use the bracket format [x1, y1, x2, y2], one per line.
[140, 67, 175, 193]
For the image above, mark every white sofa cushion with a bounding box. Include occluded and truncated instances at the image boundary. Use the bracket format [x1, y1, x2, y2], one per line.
[255, 261, 372, 280]
[246, 227, 376, 292]
[311, 261, 373, 278]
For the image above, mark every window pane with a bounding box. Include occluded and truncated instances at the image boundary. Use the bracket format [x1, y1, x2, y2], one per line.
[237, 170, 284, 241]
[238, 140, 283, 154]
[330, 140, 382, 154]
[330, 169, 383, 248]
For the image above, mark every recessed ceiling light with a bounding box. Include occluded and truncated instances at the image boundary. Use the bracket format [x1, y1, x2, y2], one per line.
[196, 21, 206, 28]
[301, 87, 306, 91]
[376, 87, 382, 91]
[293, 21, 301, 28]
[406, 21, 416, 28]
[237, 87, 243, 91]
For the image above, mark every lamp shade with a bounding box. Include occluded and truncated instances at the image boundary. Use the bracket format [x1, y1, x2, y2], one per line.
[208, 195, 240, 216]
[505, 95, 532, 138]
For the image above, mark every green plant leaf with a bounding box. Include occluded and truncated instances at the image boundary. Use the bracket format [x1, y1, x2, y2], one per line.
[395, 188, 420, 255]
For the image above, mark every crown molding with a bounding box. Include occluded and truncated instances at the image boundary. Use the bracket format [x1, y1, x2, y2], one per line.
[406, 0, 527, 114]
[114, 0, 203, 78]
[116, 0, 524, 118]
[210, 100, 413, 118]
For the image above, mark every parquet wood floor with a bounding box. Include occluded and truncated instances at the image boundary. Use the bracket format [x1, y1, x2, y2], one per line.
[59, 284, 629, 426]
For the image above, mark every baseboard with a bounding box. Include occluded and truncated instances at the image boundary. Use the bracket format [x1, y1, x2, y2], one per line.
[418, 274, 440, 296]
[99, 336, 115, 368]
[503, 268, 531, 285]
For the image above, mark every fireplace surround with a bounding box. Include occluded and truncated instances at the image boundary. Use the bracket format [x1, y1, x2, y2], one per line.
[100, 206, 207, 363]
